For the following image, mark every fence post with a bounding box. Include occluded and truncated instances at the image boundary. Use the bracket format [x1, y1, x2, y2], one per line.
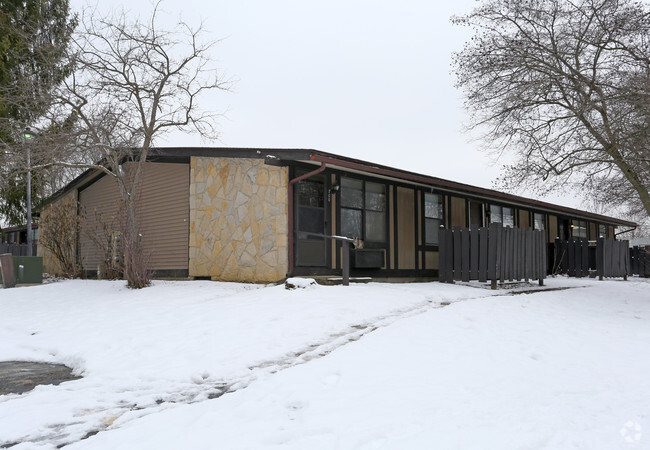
[461, 227, 470, 282]
[438, 226, 447, 282]
[596, 238, 604, 280]
[487, 223, 501, 289]
[470, 224, 479, 280]
[0, 253, 17, 288]
[538, 231, 545, 286]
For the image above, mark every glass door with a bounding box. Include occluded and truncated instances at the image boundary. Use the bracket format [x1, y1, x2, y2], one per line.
[295, 174, 327, 267]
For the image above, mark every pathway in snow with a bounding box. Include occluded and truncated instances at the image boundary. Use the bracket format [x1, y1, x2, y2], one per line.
[3, 294, 455, 448]
[3, 283, 565, 449]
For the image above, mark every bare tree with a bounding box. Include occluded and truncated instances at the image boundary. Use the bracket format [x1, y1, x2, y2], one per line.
[30, 4, 230, 287]
[39, 197, 84, 277]
[452, 0, 650, 218]
[84, 207, 124, 280]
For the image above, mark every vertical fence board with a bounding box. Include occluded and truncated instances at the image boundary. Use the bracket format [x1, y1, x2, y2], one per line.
[581, 239, 589, 277]
[539, 231, 546, 281]
[497, 226, 508, 282]
[596, 238, 604, 279]
[518, 229, 525, 281]
[453, 226, 462, 281]
[461, 228, 470, 282]
[567, 239, 575, 277]
[479, 227, 488, 282]
[470, 225, 479, 280]
[438, 228, 448, 282]
[502, 227, 508, 282]
[513, 228, 520, 281]
[576, 239, 583, 277]
[604, 238, 612, 277]
[444, 229, 454, 283]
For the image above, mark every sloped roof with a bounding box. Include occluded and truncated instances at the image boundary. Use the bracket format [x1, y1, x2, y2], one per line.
[48, 146, 637, 228]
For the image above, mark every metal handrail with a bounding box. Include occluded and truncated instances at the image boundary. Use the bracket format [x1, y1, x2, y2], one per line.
[295, 231, 363, 286]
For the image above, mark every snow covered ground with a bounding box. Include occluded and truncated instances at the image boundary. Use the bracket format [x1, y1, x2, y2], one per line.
[0, 277, 649, 449]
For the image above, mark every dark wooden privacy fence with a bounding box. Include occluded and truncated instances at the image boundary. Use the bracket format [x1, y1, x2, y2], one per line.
[595, 238, 629, 279]
[438, 223, 546, 289]
[553, 238, 629, 279]
[630, 246, 650, 277]
[553, 237, 590, 277]
[0, 243, 37, 257]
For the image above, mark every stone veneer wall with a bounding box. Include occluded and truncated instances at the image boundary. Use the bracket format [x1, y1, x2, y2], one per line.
[189, 157, 289, 282]
[37, 190, 78, 276]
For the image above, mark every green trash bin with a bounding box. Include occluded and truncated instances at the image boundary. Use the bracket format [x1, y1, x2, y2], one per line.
[0, 256, 43, 285]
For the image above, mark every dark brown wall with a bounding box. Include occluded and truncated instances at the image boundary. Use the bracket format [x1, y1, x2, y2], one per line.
[589, 222, 596, 240]
[519, 210, 530, 229]
[397, 186, 415, 270]
[450, 196, 466, 227]
[79, 162, 190, 272]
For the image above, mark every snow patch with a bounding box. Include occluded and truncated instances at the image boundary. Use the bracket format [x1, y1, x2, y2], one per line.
[285, 278, 318, 290]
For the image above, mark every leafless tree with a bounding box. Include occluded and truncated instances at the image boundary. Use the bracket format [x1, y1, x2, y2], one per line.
[27, 4, 230, 287]
[84, 206, 124, 280]
[39, 197, 84, 277]
[452, 0, 650, 219]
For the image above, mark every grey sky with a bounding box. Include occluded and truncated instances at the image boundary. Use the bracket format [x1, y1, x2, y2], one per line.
[72, 0, 583, 209]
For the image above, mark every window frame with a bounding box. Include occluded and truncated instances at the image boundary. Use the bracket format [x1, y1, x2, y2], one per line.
[533, 212, 545, 231]
[489, 203, 515, 228]
[339, 176, 388, 245]
[571, 219, 587, 238]
[424, 191, 444, 246]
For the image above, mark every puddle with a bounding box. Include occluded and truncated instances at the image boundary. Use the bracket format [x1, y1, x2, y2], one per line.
[0, 361, 81, 395]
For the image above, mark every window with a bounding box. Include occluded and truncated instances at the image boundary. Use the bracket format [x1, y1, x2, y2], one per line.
[424, 193, 443, 245]
[598, 224, 607, 238]
[490, 205, 514, 227]
[533, 213, 545, 231]
[571, 220, 587, 238]
[340, 178, 386, 243]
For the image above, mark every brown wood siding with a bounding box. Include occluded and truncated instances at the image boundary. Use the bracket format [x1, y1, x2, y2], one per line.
[79, 162, 189, 272]
[389, 186, 395, 269]
[548, 215, 558, 242]
[331, 174, 337, 269]
[519, 210, 530, 229]
[425, 250, 439, 270]
[589, 222, 596, 240]
[79, 174, 121, 270]
[450, 196, 466, 227]
[608, 226, 615, 239]
[396, 186, 415, 270]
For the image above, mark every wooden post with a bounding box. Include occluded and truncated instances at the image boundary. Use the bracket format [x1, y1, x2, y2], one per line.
[0, 253, 17, 288]
[596, 238, 604, 280]
[438, 227, 447, 282]
[342, 240, 350, 286]
[535, 231, 546, 286]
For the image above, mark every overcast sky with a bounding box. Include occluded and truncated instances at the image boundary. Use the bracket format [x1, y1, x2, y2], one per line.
[72, 0, 584, 210]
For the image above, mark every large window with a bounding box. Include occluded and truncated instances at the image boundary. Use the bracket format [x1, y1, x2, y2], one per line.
[533, 213, 545, 231]
[424, 193, 443, 245]
[490, 205, 514, 227]
[572, 219, 587, 238]
[598, 224, 607, 238]
[340, 178, 386, 243]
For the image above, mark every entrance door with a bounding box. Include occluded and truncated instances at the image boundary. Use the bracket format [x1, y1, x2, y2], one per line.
[295, 175, 327, 267]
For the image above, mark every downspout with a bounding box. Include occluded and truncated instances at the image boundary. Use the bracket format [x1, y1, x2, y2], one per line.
[287, 160, 327, 275]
